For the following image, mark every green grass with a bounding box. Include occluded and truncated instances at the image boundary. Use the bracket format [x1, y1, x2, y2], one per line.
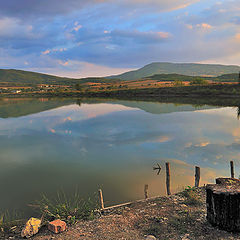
[0, 190, 99, 233]
[181, 186, 202, 206]
[36, 190, 99, 224]
[0, 210, 24, 232]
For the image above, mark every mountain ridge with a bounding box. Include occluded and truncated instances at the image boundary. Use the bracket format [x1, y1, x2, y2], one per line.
[1, 62, 240, 85]
[109, 62, 240, 80]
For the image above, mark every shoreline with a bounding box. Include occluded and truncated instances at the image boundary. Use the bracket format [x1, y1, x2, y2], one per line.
[2, 187, 240, 239]
[1, 84, 240, 104]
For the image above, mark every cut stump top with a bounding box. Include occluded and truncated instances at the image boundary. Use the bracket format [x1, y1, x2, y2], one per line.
[206, 178, 240, 194]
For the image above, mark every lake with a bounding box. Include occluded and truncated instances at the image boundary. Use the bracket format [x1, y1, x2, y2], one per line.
[0, 98, 239, 217]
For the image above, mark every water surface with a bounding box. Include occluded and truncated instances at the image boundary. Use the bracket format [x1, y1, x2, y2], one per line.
[0, 98, 239, 216]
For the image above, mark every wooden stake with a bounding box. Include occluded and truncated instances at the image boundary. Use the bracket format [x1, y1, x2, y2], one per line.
[230, 161, 234, 178]
[166, 162, 171, 195]
[98, 189, 104, 209]
[195, 166, 200, 187]
[144, 184, 149, 199]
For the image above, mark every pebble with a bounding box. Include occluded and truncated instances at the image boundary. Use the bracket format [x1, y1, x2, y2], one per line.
[146, 235, 157, 240]
[182, 233, 190, 240]
[180, 204, 188, 208]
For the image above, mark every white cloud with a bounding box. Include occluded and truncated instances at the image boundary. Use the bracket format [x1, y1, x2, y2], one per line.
[73, 21, 82, 32]
[0, 17, 33, 38]
[194, 142, 210, 147]
[196, 23, 212, 30]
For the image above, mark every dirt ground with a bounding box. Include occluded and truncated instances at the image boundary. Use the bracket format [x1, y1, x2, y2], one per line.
[2, 187, 240, 240]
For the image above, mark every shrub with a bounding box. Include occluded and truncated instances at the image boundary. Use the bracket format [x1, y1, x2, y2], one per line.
[174, 80, 183, 86]
[190, 78, 208, 85]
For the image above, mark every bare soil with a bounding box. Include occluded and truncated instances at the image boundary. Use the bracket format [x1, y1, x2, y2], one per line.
[2, 188, 240, 240]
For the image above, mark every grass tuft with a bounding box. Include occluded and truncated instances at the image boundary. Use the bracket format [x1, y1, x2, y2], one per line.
[181, 186, 202, 206]
[36, 190, 99, 224]
[0, 210, 23, 232]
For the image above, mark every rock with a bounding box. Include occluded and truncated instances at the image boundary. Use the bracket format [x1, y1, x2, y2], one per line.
[21, 217, 41, 238]
[146, 235, 157, 240]
[182, 233, 190, 240]
[48, 219, 66, 234]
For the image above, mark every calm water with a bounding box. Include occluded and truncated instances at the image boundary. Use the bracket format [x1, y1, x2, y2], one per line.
[0, 98, 239, 216]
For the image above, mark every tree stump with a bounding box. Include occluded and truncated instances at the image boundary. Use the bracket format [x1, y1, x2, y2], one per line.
[206, 178, 240, 231]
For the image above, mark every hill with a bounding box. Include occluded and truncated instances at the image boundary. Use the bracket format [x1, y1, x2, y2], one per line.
[109, 62, 240, 80]
[0, 69, 118, 85]
[144, 73, 207, 82]
[0, 69, 76, 85]
[0, 67, 239, 86]
[145, 73, 240, 82]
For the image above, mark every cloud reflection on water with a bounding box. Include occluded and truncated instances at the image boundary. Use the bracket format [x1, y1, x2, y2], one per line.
[0, 100, 239, 215]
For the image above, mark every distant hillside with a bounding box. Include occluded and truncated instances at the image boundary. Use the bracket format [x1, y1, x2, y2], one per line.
[217, 73, 239, 82]
[0, 69, 118, 85]
[0, 66, 239, 86]
[145, 73, 239, 82]
[0, 69, 75, 85]
[109, 62, 240, 80]
[144, 73, 207, 82]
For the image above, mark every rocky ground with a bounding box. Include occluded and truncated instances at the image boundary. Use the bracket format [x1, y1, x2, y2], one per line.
[2, 187, 240, 240]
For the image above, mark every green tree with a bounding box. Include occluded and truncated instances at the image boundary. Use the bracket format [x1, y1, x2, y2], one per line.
[190, 78, 208, 85]
[174, 80, 183, 86]
[75, 83, 83, 91]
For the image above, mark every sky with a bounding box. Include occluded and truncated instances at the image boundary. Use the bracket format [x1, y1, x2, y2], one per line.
[1, 0, 240, 77]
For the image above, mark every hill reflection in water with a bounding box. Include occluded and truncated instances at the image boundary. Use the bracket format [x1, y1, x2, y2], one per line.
[0, 98, 239, 217]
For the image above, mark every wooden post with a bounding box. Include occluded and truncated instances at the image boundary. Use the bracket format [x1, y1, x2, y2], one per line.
[98, 189, 104, 209]
[195, 166, 200, 187]
[166, 162, 171, 195]
[230, 161, 234, 178]
[144, 184, 149, 199]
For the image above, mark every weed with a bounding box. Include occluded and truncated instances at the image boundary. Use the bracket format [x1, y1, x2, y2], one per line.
[35, 190, 99, 224]
[0, 210, 23, 232]
[181, 186, 202, 206]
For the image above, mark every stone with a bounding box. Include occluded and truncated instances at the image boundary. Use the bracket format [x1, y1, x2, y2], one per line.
[21, 217, 41, 238]
[146, 235, 157, 240]
[182, 233, 190, 240]
[48, 219, 66, 234]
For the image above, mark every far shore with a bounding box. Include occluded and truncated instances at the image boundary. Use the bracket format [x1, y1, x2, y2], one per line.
[1, 84, 240, 108]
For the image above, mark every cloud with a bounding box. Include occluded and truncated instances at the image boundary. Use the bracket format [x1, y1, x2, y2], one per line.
[196, 23, 212, 30]
[0, 17, 33, 38]
[235, 33, 240, 40]
[194, 142, 210, 147]
[73, 22, 82, 32]
[42, 50, 50, 55]
[49, 128, 56, 133]
[42, 48, 67, 55]
[110, 30, 171, 43]
[0, 1, 94, 19]
[27, 60, 133, 78]
[2, 0, 240, 76]
[58, 60, 69, 66]
[0, 0, 199, 20]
